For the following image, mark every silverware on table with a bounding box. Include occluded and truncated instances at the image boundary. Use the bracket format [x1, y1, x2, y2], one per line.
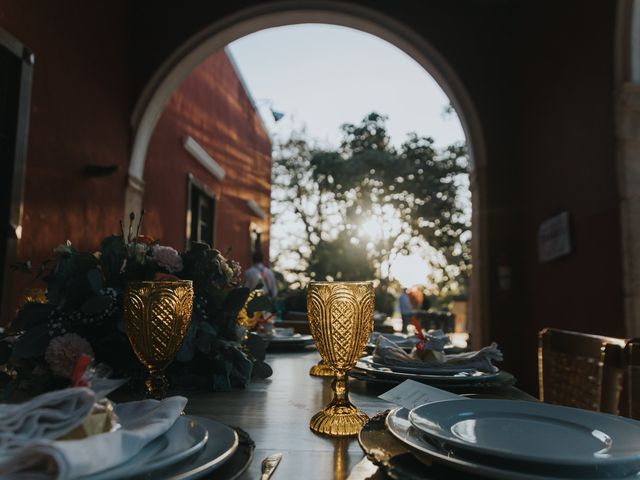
[260, 453, 283, 480]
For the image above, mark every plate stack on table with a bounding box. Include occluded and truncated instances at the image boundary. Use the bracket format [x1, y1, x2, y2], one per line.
[0, 388, 254, 479]
[260, 328, 315, 351]
[359, 400, 640, 479]
[351, 356, 515, 393]
[354, 332, 514, 393]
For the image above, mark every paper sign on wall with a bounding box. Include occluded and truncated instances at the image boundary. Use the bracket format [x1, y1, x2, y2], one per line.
[538, 211, 571, 262]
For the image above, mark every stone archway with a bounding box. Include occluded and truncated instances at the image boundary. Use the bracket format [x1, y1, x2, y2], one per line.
[616, 0, 640, 337]
[126, 0, 490, 346]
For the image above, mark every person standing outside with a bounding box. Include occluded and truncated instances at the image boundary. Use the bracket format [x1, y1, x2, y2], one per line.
[399, 288, 412, 334]
[244, 250, 278, 298]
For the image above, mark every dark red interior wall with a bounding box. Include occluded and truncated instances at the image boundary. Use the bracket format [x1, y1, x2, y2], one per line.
[503, 1, 623, 394]
[0, 1, 131, 304]
[144, 51, 272, 268]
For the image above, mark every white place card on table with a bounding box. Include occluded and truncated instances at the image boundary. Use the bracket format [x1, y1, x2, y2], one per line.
[378, 379, 468, 410]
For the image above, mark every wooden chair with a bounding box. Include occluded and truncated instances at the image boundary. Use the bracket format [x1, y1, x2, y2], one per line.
[538, 328, 626, 414]
[623, 338, 640, 419]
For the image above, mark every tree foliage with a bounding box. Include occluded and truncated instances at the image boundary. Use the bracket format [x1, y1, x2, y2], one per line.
[271, 112, 470, 294]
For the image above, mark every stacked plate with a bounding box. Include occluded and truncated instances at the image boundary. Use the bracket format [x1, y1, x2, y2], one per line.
[82, 415, 248, 479]
[261, 332, 315, 350]
[351, 356, 514, 392]
[382, 399, 640, 479]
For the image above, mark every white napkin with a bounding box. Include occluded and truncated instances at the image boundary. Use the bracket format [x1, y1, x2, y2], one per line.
[372, 335, 503, 373]
[0, 396, 187, 480]
[0, 387, 96, 462]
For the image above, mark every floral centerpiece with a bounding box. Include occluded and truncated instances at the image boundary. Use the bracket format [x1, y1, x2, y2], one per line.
[0, 212, 272, 398]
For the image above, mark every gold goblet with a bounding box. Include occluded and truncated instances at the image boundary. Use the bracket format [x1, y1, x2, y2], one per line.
[124, 280, 193, 398]
[307, 281, 374, 436]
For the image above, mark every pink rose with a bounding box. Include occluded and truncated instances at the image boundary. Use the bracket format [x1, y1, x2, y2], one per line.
[45, 333, 94, 378]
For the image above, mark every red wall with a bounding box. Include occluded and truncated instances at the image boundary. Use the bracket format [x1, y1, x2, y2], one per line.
[144, 51, 272, 268]
[511, 2, 623, 393]
[0, 1, 131, 307]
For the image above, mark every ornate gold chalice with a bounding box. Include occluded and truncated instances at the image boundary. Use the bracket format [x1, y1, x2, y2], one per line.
[307, 281, 374, 436]
[124, 280, 193, 398]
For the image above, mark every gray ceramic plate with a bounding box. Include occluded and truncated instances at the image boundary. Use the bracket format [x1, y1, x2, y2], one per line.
[410, 400, 640, 475]
[84, 416, 212, 480]
[356, 356, 497, 382]
[387, 407, 640, 480]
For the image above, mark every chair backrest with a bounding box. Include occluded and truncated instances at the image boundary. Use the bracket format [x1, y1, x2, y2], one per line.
[538, 328, 625, 414]
[624, 338, 640, 419]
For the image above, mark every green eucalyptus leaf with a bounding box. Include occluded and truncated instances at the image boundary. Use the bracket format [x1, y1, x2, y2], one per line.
[11, 303, 52, 332]
[81, 295, 113, 315]
[222, 287, 250, 319]
[199, 321, 215, 335]
[246, 295, 272, 316]
[212, 368, 232, 391]
[0, 341, 11, 364]
[195, 332, 213, 354]
[245, 332, 267, 361]
[12, 324, 50, 359]
[176, 341, 195, 362]
[252, 359, 273, 379]
[87, 269, 103, 293]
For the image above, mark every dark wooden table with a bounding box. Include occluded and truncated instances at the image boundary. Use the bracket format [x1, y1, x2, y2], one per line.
[184, 349, 534, 480]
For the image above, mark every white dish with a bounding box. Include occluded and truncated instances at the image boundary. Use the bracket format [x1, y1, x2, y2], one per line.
[268, 334, 313, 343]
[160, 416, 243, 480]
[356, 356, 498, 382]
[409, 400, 640, 476]
[386, 407, 640, 480]
[83, 416, 234, 480]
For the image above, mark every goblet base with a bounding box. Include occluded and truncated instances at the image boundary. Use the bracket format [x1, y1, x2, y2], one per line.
[309, 403, 369, 437]
[309, 361, 334, 377]
[145, 370, 169, 399]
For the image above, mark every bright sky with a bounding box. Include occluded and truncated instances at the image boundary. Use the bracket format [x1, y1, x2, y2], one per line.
[228, 24, 465, 149]
[227, 24, 468, 288]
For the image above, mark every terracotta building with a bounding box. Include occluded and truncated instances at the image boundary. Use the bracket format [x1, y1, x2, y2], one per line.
[144, 49, 272, 260]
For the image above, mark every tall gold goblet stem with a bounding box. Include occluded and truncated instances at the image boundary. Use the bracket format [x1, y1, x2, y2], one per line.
[308, 281, 374, 437]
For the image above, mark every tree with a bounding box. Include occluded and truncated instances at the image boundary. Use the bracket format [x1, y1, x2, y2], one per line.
[271, 113, 470, 295]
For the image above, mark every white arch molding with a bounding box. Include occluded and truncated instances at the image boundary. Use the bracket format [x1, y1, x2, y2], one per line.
[127, 0, 490, 346]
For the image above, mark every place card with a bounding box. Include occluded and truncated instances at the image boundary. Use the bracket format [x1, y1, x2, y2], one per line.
[378, 379, 467, 410]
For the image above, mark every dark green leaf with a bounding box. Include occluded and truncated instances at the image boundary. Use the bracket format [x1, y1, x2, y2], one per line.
[246, 295, 272, 316]
[10, 303, 52, 332]
[222, 287, 250, 319]
[87, 269, 103, 293]
[81, 295, 113, 315]
[12, 324, 50, 359]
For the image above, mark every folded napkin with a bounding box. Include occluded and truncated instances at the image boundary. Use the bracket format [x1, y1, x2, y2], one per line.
[0, 395, 187, 480]
[372, 335, 503, 373]
[0, 387, 97, 463]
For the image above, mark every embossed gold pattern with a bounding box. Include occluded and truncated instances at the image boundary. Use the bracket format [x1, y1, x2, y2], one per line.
[22, 288, 47, 305]
[236, 289, 262, 330]
[307, 281, 374, 436]
[124, 280, 193, 398]
[309, 359, 334, 377]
